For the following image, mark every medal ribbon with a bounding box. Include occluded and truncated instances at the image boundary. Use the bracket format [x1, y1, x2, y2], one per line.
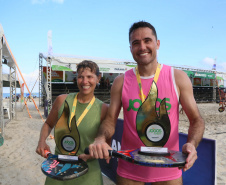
[69, 93, 95, 128]
[135, 63, 161, 103]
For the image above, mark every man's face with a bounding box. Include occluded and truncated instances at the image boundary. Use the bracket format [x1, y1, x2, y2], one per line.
[130, 27, 160, 65]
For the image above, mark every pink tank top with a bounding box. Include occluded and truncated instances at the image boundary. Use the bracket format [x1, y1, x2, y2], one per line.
[117, 64, 182, 182]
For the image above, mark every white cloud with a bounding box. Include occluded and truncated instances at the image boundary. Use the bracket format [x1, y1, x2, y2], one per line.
[20, 69, 40, 93]
[201, 57, 226, 72]
[202, 57, 215, 66]
[31, 0, 64, 4]
[218, 62, 226, 72]
[31, 0, 46, 4]
[52, 0, 64, 3]
[3, 69, 40, 94]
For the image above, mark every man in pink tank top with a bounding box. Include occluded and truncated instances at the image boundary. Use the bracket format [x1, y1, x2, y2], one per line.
[89, 21, 205, 185]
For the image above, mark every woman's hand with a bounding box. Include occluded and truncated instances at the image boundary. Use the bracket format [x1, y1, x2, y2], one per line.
[36, 140, 51, 158]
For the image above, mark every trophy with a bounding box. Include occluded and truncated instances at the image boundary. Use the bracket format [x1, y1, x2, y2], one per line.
[54, 100, 80, 155]
[136, 81, 171, 147]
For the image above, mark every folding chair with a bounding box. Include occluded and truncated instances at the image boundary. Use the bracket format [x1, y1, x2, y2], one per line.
[3, 102, 10, 119]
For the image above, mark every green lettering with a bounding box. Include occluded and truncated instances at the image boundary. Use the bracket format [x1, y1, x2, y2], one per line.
[149, 129, 162, 134]
[64, 140, 74, 145]
[127, 99, 142, 111]
[156, 98, 171, 113]
[127, 98, 172, 113]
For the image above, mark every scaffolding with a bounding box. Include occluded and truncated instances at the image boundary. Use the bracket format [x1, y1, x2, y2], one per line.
[0, 24, 17, 138]
[39, 53, 44, 107]
[9, 65, 16, 120]
[0, 32, 3, 137]
[39, 53, 52, 114]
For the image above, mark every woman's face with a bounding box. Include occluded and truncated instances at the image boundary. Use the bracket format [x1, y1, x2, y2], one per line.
[77, 67, 100, 96]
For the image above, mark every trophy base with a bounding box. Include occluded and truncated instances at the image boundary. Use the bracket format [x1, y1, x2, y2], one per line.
[138, 150, 170, 156]
[138, 146, 170, 156]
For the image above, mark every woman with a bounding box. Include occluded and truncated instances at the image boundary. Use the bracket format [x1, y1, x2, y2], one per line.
[36, 60, 108, 185]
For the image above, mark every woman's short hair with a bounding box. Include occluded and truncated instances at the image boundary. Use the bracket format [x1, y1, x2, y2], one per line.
[77, 60, 100, 76]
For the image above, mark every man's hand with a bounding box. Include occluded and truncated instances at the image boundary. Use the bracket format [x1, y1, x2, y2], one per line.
[181, 143, 197, 172]
[79, 154, 93, 162]
[88, 137, 112, 163]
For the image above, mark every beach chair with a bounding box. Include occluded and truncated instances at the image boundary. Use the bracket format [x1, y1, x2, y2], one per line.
[3, 102, 10, 119]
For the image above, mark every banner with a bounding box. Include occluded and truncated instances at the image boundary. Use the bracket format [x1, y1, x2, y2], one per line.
[52, 63, 135, 73]
[193, 72, 215, 79]
[21, 83, 24, 103]
[193, 78, 202, 86]
[184, 70, 194, 78]
[65, 71, 77, 82]
[50, 57, 136, 74]
[184, 70, 215, 79]
[217, 76, 224, 87]
[43, 66, 64, 82]
[202, 78, 210, 86]
[216, 74, 226, 87]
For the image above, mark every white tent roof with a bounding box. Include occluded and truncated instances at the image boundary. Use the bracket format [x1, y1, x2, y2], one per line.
[1, 24, 19, 87]
[1, 25, 15, 68]
[40, 53, 136, 64]
[40, 53, 137, 73]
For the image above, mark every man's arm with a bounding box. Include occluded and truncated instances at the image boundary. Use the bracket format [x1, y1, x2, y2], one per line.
[89, 74, 124, 162]
[175, 69, 205, 171]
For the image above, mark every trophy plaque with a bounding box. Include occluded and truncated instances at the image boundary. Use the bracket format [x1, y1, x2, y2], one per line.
[136, 81, 171, 148]
[55, 100, 80, 155]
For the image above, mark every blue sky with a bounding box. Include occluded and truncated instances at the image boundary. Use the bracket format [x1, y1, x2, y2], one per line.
[1, 0, 226, 93]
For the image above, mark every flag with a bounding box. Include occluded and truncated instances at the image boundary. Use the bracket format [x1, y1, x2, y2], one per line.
[48, 30, 53, 56]
[212, 58, 216, 70]
[21, 83, 24, 103]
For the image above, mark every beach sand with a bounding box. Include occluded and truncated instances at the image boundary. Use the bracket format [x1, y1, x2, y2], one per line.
[0, 99, 225, 185]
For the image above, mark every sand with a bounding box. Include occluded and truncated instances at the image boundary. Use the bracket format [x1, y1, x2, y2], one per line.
[0, 99, 225, 185]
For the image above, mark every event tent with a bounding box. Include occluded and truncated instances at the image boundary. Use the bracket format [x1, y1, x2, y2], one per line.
[0, 24, 18, 137]
[39, 52, 136, 73]
[39, 52, 226, 113]
[39, 52, 137, 110]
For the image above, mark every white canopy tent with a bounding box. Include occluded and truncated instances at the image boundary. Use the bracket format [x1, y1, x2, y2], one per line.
[39, 52, 136, 111]
[0, 24, 18, 138]
[39, 53, 226, 114]
[40, 53, 136, 73]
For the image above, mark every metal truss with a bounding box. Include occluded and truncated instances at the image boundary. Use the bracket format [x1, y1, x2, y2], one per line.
[39, 53, 52, 113]
[39, 54, 44, 107]
[9, 66, 16, 120]
[46, 57, 52, 111]
[0, 37, 3, 136]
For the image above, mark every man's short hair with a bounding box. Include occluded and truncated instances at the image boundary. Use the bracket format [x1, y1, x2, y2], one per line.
[129, 21, 157, 41]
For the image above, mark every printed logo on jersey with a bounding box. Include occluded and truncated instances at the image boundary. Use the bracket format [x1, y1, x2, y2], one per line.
[127, 98, 171, 113]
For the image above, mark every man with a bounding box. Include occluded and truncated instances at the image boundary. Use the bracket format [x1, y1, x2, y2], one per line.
[89, 21, 205, 185]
